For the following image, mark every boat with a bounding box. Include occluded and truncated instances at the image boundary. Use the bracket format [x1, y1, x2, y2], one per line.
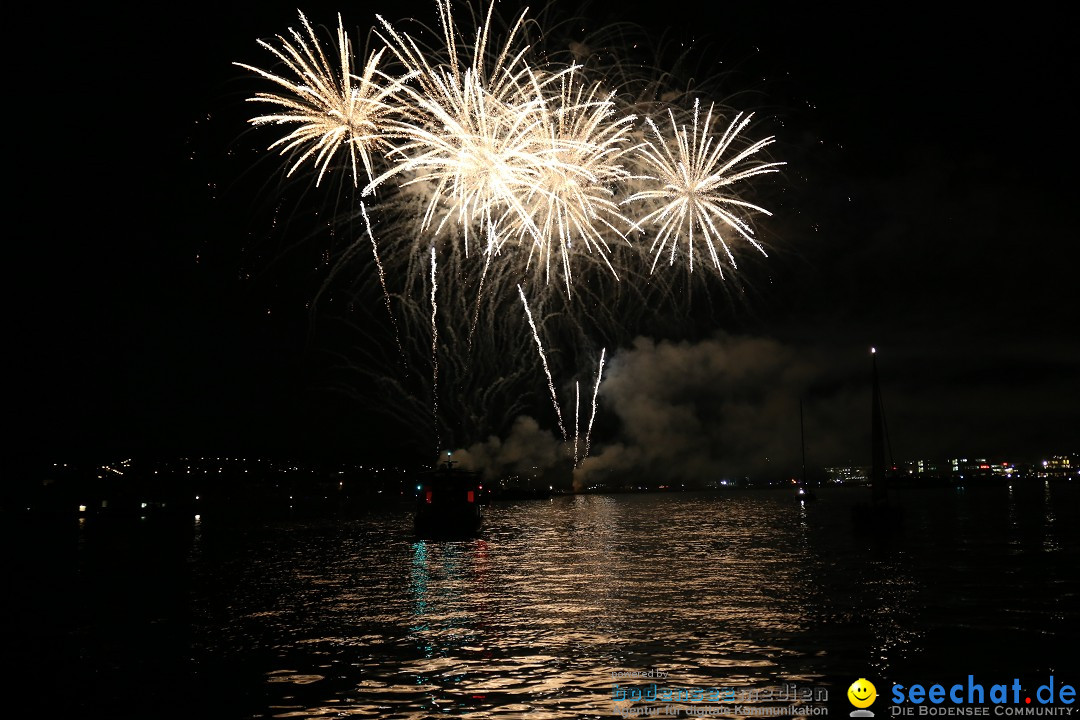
[413, 461, 484, 537]
[852, 348, 903, 533]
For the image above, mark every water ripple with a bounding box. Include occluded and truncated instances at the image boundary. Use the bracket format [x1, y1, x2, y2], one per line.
[175, 487, 1080, 718]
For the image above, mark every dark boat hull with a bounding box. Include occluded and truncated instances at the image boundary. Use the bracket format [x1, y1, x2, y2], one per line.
[414, 508, 483, 538]
[412, 463, 485, 539]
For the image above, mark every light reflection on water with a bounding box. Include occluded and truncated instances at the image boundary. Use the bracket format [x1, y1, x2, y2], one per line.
[181, 486, 1077, 718]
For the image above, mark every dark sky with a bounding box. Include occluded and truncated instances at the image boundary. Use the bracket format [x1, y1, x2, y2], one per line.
[9, 1, 1077, 472]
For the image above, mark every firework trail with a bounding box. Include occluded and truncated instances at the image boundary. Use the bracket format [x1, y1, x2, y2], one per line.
[584, 347, 606, 462]
[360, 201, 406, 365]
[573, 380, 581, 465]
[518, 284, 566, 442]
[468, 235, 496, 353]
[430, 246, 440, 453]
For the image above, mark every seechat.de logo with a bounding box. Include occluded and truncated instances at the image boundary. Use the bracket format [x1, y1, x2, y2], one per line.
[849, 678, 878, 717]
[890, 675, 1076, 713]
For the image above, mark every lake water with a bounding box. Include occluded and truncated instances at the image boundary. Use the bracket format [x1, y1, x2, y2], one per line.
[6, 483, 1077, 718]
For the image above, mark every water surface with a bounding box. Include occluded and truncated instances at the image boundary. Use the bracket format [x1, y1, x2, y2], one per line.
[7, 484, 1077, 718]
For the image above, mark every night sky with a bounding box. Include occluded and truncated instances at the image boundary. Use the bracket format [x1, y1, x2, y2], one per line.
[10, 1, 1077, 475]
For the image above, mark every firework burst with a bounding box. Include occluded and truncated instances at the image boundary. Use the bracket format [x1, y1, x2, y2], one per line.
[628, 99, 784, 276]
[236, 0, 788, 454]
[362, 0, 555, 254]
[510, 74, 640, 294]
[236, 13, 408, 187]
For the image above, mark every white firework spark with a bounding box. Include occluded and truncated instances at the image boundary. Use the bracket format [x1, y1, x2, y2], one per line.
[360, 201, 405, 364]
[574, 380, 581, 466]
[364, 0, 557, 254]
[584, 347, 606, 462]
[239, 3, 786, 286]
[510, 73, 641, 295]
[518, 284, 566, 442]
[430, 246, 440, 452]
[628, 99, 785, 275]
[369, 76, 546, 253]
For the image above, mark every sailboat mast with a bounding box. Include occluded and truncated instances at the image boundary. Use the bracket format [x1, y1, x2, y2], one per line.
[871, 348, 887, 505]
[800, 398, 807, 486]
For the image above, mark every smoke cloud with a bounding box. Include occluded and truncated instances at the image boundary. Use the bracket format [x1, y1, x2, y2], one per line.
[571, 334, 867, 489]
[448, 415, 564, 481]
[450, 333, 871, 489]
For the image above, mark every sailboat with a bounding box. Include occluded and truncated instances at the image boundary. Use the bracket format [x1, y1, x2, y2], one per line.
[852, 347, 903, 532]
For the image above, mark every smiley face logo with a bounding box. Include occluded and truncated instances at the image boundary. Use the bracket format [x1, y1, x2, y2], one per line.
[847, 678, 877, 709]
